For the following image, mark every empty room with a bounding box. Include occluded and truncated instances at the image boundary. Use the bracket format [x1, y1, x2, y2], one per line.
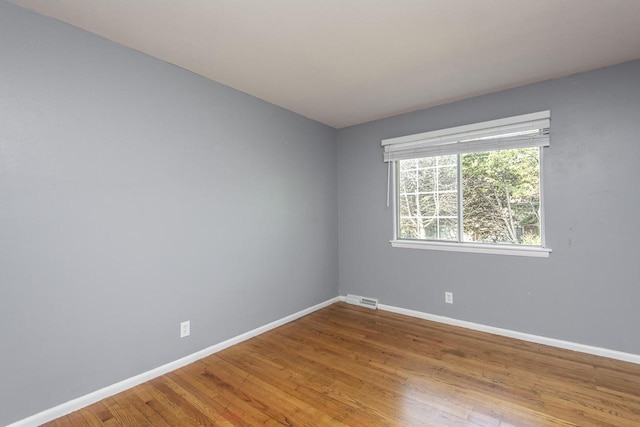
[2, 1, 640, 426]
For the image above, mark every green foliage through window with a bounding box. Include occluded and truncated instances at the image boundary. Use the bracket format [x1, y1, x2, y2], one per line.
[397, 147, 541, 246]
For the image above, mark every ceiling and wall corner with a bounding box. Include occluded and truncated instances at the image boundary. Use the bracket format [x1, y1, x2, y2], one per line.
[8, 0, 640, 128]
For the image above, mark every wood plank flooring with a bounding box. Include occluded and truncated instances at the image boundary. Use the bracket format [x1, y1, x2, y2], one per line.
[43, 302, 640, 426]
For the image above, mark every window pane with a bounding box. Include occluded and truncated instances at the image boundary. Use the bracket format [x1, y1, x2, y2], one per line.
[400, 158, 418, 171]
[418, 194, 437, 218]
[438, 218, 458, 241]
[418, 157, 436, 168]
[418, 168, 436, 192]
[437, 165, 457, 191]
[439, 192, 458, 217]
[400, 217, 420, 239]
[399, 170, 418, 194]
[462, 148, 540, 245]
[439, 154, 457, 166]
[398, 156, 458, 241]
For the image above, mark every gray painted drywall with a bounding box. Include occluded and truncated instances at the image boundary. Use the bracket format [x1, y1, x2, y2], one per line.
[338, 60, 640, 355]
[0, 2, 338, 424]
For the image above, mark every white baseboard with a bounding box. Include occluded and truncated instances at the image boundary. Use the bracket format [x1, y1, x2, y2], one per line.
[373, 301, 640, 365]
[7, 296, 340, 427]
[12, 295, 638, 427]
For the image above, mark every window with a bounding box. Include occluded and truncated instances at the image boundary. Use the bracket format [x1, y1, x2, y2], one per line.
[382, 111, 551, 257]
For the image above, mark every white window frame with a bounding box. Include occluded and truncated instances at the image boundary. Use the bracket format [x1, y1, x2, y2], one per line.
[383, 112, 552, 258]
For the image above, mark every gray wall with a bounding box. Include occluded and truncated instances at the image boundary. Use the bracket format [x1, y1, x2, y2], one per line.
[0, 2, 338, 425]
[338, 60, 640, 355]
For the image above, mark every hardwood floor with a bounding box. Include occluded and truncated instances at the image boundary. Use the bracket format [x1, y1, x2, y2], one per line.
[43, 302, 640, 426]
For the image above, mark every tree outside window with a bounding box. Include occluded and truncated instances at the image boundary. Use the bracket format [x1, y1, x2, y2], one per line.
[397, 147, 541, 246]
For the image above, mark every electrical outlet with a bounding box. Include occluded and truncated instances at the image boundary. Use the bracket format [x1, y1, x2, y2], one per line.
[445, 292, 453, 304]
[180, 320, 190, 338]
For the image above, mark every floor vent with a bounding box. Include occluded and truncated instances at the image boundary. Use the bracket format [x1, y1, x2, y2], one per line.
[345, 294, 379, 309]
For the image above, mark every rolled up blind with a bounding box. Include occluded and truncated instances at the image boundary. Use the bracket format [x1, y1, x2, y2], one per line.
[382, 111, 550, 162]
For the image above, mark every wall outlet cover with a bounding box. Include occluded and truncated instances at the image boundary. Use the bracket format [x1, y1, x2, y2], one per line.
[180, 320, 190, 338]
[445, 292, 453, 304]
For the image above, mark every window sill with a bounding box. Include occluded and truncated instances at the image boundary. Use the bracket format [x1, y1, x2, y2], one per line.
[389, 240, 551, 258]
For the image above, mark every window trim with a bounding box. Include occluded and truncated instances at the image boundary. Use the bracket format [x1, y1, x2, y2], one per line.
[384, 112, 552, 257]
[389, 239, 552, 257]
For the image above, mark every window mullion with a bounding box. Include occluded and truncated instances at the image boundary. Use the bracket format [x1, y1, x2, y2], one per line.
[457, 154, 463, 243]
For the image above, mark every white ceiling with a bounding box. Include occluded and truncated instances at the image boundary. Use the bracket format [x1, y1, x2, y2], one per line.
[10, 0, 640, 128]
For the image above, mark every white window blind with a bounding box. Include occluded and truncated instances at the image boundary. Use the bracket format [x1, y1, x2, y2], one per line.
[382, 111, 550, 162]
